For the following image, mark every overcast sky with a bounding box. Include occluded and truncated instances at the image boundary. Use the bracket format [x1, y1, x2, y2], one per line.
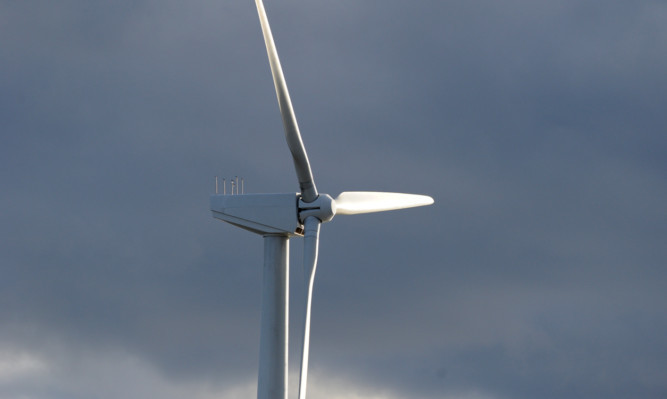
[1, 1, 666, 398]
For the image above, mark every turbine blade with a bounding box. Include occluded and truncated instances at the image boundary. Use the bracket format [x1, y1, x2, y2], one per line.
[334, 191, 434, 215]
[298, 216, 320, 399]
[255, 0, 318, 203]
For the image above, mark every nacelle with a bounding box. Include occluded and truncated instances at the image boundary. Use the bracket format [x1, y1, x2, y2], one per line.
[210, 193, 302, 236]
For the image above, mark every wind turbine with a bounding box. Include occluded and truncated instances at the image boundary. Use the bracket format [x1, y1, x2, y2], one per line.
[210, 1, 434, 399]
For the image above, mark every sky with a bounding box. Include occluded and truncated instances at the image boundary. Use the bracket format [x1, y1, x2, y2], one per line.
[1, 0, 666, 398]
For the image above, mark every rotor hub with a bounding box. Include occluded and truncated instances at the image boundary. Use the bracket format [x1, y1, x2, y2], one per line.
[298, 194, 336, 223]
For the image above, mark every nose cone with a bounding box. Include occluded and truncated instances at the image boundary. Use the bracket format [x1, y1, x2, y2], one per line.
[319, 194, 336, 222]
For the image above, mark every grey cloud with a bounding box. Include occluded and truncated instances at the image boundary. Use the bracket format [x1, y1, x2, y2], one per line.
[1, 0, 666, 398]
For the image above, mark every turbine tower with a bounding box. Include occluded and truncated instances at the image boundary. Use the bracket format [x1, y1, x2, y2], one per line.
[210, 1, 434, 398]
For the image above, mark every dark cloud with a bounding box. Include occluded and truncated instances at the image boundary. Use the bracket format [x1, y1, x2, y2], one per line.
[1, 0, 666, 398]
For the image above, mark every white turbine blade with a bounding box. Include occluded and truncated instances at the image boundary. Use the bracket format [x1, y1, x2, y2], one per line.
[255, 0, 318, 203]
[298, 216, 320, 399]
[334, 191, 434, 215]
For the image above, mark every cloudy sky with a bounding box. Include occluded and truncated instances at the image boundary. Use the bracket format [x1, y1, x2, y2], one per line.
[1, 0, 666, 398]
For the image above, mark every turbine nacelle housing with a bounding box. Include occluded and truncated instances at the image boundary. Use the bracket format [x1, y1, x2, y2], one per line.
[210, 193, 302, 236]
[210, 192, 339, 236]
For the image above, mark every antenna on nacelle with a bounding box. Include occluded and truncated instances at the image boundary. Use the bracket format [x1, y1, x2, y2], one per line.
[214, 176, 244, 195]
